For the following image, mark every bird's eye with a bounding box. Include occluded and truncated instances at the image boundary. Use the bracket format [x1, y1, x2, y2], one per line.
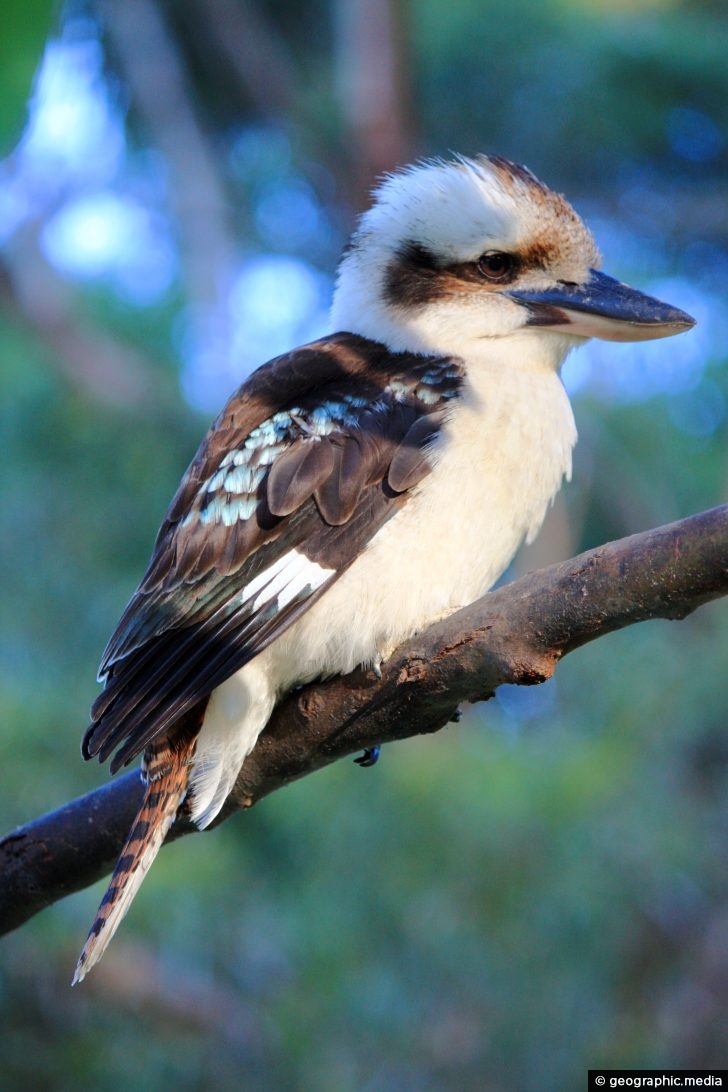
[477, 251, 515, 283]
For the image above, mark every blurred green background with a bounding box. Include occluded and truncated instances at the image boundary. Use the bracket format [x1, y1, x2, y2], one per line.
[1, 1, 728, 1089]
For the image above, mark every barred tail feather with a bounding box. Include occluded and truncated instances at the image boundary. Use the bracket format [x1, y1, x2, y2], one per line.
[72, 736, 194, 985]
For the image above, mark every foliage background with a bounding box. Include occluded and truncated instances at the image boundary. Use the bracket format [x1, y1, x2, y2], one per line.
[1, 1, 728, 1089]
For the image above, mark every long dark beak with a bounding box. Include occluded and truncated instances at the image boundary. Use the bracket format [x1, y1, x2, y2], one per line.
[508, 269, 695, 342]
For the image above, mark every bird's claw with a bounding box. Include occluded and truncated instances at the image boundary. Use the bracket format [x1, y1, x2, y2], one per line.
[354, 745, 380, 767]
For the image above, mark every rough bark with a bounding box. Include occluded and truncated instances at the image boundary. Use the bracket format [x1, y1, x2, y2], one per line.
[1, 504, 727, 937]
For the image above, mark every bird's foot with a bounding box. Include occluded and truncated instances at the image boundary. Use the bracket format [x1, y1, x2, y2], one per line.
[370, 638, 400, 677]
[371, 651, 384, 679]
[354, 746, 381, 767]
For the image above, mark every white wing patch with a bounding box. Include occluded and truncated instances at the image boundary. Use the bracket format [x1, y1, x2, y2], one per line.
[241, 548, 335, 612]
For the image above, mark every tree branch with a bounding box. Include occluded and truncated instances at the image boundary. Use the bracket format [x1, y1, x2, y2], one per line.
[2, 504, 727, 937]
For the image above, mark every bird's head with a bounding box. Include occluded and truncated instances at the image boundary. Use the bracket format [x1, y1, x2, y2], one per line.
[331, 155, 694, 365]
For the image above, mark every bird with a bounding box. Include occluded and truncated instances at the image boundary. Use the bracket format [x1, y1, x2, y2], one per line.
[73, 153, 694, 983]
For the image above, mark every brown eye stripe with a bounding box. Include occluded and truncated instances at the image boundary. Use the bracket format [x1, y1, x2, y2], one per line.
[385, 238, 561, 307]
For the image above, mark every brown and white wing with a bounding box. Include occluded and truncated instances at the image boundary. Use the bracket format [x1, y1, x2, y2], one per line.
[82, 333, 464, 773]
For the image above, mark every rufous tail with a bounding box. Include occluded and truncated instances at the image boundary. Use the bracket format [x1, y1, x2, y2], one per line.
[72, 735, 195, 985]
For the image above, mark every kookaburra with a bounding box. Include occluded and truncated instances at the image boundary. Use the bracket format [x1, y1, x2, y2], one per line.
[74, 154, 694, 982]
